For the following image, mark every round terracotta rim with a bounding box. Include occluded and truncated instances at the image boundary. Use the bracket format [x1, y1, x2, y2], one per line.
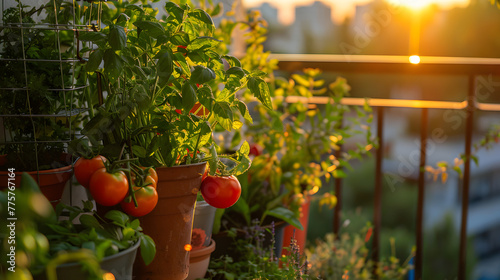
[190, 239, 216, 258]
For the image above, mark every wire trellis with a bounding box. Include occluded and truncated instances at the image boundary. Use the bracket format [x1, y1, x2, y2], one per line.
[0, 0, 101, 201]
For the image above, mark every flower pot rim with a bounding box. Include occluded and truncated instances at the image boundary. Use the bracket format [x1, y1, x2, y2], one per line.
[156, 161, 206, 170]
[190, 239, 215, 258]
[54, 240, 140, 269]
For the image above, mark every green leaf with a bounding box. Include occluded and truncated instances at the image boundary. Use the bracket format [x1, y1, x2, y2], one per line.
[82, 241, 96, 253]
[190, 65, 215, 85]
[236, 100, 252, 124]
[156, 50, 173, 87]
[79, 214, 104, 230]
[122, 227, 135, 241]
[131, 65, 148, 81]
[134, 21, 165, 39]
[109, 25, 127, 50]
[130, 219, 140, 230]
[187, 36, 221, 51]
[140, 235, 156, 266]
[78, 31, 107, 43]
[226, 67, 245, 79]
[248, 77, 272, 110]
[103, 49, 123, 79]
[182, 82, 197, 112]
[170, 32, 190, 46]
[213, 101, 233, 131]
[188, 9, 214, 27]
[132, 145, 147, 158]
[229, 153, 251, 176]
[239, 141, 250, 156]
[165, 2, 184, 22]
[105, 210, 129, 227]
[222, 55, 241, 67]
[197, 86, 214, 112]
[86, 49, 104, 72]
[265, 207, 303, 230]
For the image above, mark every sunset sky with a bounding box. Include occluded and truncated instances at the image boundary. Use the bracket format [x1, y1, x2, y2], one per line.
[242, 0, 471, 24]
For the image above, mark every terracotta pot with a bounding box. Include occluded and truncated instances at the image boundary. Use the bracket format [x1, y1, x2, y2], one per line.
[281, 198, 311, 255]
[0, 154, 73, 207]
[186, 239, 216, 280]
[134, 162, 206, 280]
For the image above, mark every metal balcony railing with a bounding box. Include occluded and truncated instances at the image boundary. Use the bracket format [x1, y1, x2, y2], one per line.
[271, 54, 500, 280]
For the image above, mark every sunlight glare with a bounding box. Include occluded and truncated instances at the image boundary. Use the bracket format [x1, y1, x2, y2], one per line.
[409, 55, 421, 64]
[387, 0, 434, 10]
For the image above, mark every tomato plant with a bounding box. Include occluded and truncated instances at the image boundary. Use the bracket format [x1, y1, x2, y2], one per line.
[121, 186, 158, 217]
[89, 168, 129, 206]
[73, 155, 106, 188]
[201, 175, 241, 209]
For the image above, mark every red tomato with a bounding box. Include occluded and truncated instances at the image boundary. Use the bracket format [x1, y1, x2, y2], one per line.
[89, 168, 129, 206]
[74, 156, 107, 188]
[249, 144, 262, 157]
[200, 175, 241, 209]
[189, 102, 209, 117]
[144, 175, 157, 189]
[121, 186, 158, 217]
[141, 167, 158, 184]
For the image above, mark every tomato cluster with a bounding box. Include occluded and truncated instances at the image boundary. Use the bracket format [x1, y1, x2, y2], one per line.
[73, 156, 158, 217]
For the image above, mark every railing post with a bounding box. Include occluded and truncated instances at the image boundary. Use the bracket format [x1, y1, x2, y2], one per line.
[458, 75, 475, 280]
[372, 106, 385, 275]
[333, 116, 344, 238]
[416, 108, 428, 280]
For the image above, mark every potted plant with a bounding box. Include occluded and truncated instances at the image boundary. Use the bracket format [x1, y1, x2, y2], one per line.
[0, 173, 156, 280]
[72, 1, 273, 278]
[0, 0, 92, 206]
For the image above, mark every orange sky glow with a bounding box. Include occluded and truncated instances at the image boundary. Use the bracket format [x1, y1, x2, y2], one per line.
[242, 0, 471, 25]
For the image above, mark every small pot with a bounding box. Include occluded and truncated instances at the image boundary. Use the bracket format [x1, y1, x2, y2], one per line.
[191, 200, 217, 248]
[186, 239, 216, 280]
[35, 241, 140, 280]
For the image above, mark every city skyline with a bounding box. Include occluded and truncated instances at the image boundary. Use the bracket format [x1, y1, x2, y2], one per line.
[242, 0, 470, 24]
